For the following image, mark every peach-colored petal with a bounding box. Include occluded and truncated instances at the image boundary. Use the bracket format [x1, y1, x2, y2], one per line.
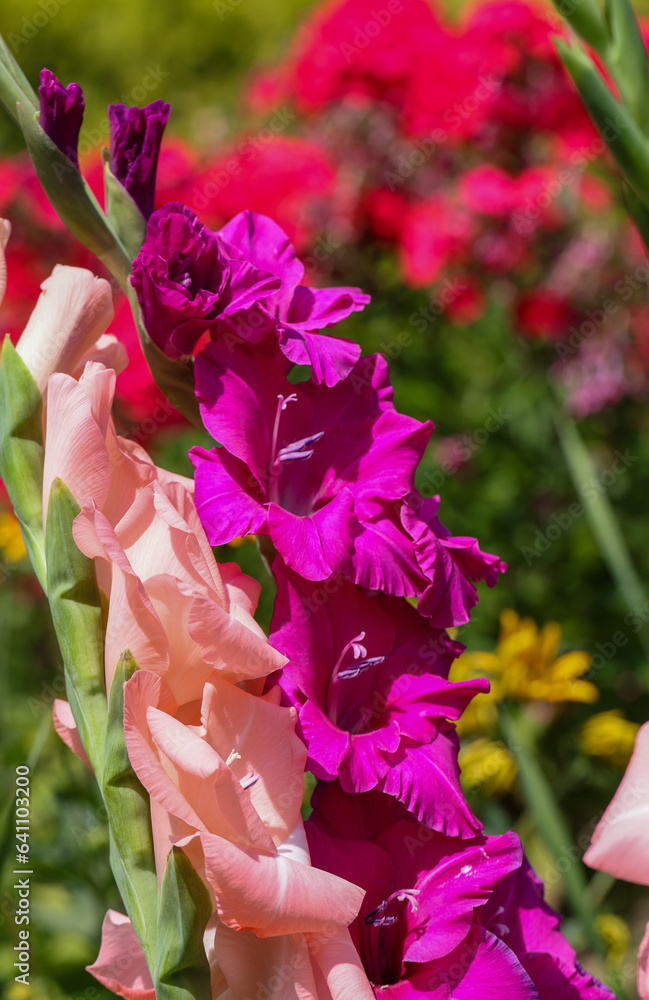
[119, 444, 194, 496]
[72, 333, 128, 379]
[201, 674, 306, 845]
[73, 502, 171, 691]
[189, 590, 287, 683]
[639, 922, 649, 1000]
[43, 368, 115, 518]
[195, 831, 365, 937]
[221, 561, 262, 619]
[306, 928, 375, 1000]
[86, 910, 155, 1000]
[52, 699, 91, 770]
[211, 920, 319, 1000]
[584, 722, 649, 884]
[0, 218, 10, 306]
[124, 671, 273, 852]
[17, 265, 113, 393]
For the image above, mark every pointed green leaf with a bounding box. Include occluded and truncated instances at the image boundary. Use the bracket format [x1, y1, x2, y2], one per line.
[557, 39, 649, 207]
[104, 650, 158, 972]
[549, 0, 608, 55]
[45, 477, 107, 784]
[0, 337, 46, 590]
[154, 847, 212, 1000]
[17, 103, 132, 291]
[0, 33, 38, 126]
[604, 0, 649, 135]
[102, 149, 147, 262]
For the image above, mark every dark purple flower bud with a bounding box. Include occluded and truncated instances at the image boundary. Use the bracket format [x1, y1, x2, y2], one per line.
[38, 69, 84, 169]
[108, 100, 171, 219]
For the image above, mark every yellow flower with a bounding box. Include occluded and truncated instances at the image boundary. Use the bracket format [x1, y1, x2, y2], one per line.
[459, 739, 517, 797]
[0, 510, 27, 564]
[452, 610, 597, 724]
[595, 913, 631, 965]
[579, 710, 640, 768]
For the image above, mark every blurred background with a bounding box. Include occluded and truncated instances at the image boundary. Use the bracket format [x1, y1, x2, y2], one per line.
[2, 0, 649, 996]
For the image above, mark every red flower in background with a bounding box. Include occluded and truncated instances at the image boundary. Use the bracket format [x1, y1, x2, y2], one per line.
[190, 136, 343, 252]
[515, 288, 576, 339]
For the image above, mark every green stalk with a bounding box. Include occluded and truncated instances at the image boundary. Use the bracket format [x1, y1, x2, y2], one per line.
[104, 652, 159, 971]
[45, 479, 107, 784]
[499, 703, 604, 954]
[550, 401, 649, 663]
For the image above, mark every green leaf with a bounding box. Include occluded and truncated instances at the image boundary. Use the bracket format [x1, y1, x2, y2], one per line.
[104, 650, 159, 972]
[45, 477, 107, 784]
[549, 0, 608, 55]
[556, 38, 649, 207]
[154, 847, 213, 1000]
[0, 32, 38, 126]
[17, 103, 132, 291]
[0, 337, 46, 590]
[102, 148, 147, 262]
[604, 0, 649, 135]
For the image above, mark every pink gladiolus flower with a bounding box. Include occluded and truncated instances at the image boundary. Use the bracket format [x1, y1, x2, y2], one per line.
[585, 722, 649, 883]
[72, 475, 286, 699]
[85, 667, 374, 999]
[42, 361, 182, 534]
[584, 723, 649, 999]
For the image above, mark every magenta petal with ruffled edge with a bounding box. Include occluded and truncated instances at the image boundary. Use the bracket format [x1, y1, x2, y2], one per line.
[267, 489, 355, 580]
[217, 210, 369, 385]
[350, 504, 426, 596]
[379, 727, 482, 837]
[405, 926, 538, 1000]
[519, 953, 614, 1000]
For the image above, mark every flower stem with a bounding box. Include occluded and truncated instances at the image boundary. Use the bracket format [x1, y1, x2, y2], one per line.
[499, 702, 604, 955]
[551, 400, 649, 667]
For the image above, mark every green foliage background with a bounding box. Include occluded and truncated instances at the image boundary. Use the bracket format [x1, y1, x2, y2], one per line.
[0, 0, 313, 153]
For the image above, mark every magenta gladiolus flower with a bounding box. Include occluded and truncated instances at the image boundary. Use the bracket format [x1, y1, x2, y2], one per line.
[269, 562, 487, 834]
[307, 782, 525, 993]
[108, 100, 171, 218]
[38, 69, 85, 168]
[214, 211, 369, 385]
[131, 202, 281, 358]
[190, 341, 431, 581]
[132, 206, 369, 383]
[307, 783, 614, 999]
